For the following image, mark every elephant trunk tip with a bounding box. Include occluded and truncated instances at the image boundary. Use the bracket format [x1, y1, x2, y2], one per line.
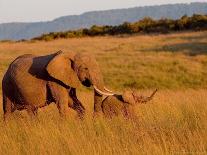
[137, 89, 158, 104]
[149, 89, 158, 99]
[144, 89, 158, 103]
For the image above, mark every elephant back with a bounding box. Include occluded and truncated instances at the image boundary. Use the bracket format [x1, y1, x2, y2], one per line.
[5, 54, 54, 107]
[102, 96, 125, 118]
[8, 54, 35, 79]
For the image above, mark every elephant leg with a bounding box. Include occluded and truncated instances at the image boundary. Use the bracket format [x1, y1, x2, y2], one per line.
[26, 105, 38, 118]
[69, 88, 85, 119]
[48, 82, 70, 117]
[3, 93, 15, 121]
[94, 91, 103, 113]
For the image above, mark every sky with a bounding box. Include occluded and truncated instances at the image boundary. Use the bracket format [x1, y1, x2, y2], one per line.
[0, 0, 206, 23]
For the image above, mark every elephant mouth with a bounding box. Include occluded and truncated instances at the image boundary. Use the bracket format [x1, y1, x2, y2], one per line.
[82, 78, 91, 87]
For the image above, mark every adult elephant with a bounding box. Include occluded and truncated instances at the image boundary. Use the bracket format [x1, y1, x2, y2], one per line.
[2, 51, 114, 120]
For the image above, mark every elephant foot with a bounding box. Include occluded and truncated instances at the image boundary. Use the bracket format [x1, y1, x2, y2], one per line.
[3, 113, 12, 123]
[26, 106, 38, 120]
[93, 111, 103, 119]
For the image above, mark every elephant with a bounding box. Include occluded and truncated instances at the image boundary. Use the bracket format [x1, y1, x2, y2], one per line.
[2, 50, 114, 120]
[94, 89, 158, 118]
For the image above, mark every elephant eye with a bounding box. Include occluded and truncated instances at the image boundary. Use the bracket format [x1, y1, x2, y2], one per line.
[84, 68, 88, 70]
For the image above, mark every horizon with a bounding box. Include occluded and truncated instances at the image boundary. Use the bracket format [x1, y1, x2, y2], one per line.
[0, 0, 206, 24]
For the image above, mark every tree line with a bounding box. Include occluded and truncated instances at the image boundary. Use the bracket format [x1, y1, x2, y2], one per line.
[32, 14, 207, 41]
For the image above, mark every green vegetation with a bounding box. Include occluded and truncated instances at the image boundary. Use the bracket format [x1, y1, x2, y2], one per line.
[33, 14, 207, 41]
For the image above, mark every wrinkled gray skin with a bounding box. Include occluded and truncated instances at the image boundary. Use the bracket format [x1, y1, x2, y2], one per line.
[95, 89, 157, 118]
[2, 51, 109, 120]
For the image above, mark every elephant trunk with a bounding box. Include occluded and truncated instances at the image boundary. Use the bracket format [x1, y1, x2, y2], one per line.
[138, 89, 158, 103]
[91, 74, 114, 113]
[90, 69, 114, 96]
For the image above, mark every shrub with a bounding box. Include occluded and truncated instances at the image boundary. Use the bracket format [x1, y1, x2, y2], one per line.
[31, 14, 207, 41]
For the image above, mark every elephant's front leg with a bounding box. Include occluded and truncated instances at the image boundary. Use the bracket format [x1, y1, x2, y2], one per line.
[48, 82, 71, 117]
[69, 88, 85, 119]
[94, 91, 103, 113]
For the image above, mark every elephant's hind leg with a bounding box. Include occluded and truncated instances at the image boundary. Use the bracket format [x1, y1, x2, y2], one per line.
[3, 93, 15, 121]
[26, 105, 38, 119]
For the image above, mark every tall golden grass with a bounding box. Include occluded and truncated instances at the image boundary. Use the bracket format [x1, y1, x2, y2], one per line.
[0, 31, 207, 154]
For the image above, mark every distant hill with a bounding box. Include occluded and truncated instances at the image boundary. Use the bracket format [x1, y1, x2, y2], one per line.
[0, 2, 207, 40]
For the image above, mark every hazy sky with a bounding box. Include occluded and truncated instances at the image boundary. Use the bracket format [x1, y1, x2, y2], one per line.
[0, 0, 206, 23]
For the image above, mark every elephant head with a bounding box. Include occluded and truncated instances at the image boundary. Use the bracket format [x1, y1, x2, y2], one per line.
[46, 51, 114, 95]
[100, 89, 158, 118]
[122, 89, 158, 105]
[73, 52, 115, 113]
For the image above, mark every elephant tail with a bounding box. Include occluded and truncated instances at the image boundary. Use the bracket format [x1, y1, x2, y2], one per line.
[2, 79, 15, 115]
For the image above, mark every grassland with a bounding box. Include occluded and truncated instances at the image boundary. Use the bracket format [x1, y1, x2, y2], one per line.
[0, 31, 207, 154]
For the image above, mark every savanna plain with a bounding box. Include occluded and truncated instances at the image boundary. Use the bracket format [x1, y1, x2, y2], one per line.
[0, 31, 207, 155]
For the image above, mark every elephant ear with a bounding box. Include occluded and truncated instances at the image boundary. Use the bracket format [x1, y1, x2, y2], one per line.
[122, 90, 136, 105]
[46, 51, 81, 88]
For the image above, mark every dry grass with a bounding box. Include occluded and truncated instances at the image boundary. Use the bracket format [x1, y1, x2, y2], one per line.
[0, 90, 206, 155]
[1, 31, 207, 90]
[0, 31, 207, 154]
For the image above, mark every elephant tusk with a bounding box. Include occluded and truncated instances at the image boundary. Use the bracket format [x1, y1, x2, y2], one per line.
[94, 86, 115, 96]
[104, 87, 114, 93]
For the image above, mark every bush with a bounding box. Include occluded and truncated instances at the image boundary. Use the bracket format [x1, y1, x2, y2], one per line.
[32, 14, 207, 41]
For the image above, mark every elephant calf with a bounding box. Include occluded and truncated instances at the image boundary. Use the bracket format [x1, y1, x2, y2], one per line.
[95, 89, 158, 118]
